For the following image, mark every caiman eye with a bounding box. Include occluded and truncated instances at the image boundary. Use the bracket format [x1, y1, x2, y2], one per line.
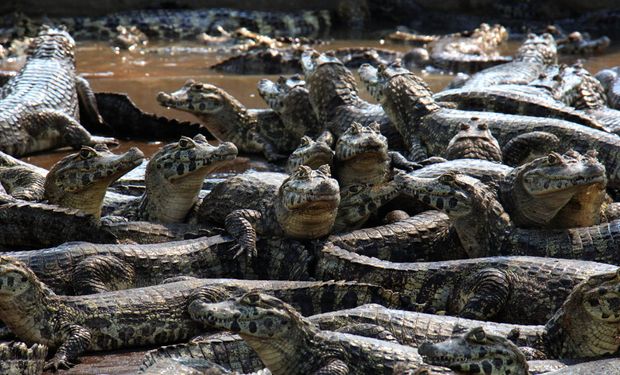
[78, 147, 96, 160]
[242, 293, 261, 305]
[178, 137, 194, 149]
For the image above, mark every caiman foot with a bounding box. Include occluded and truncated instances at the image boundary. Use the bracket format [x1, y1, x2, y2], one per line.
[44, 355, 74, 371]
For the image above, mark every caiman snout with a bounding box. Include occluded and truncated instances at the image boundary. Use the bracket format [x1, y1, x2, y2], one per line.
[156, 92, 171, 103]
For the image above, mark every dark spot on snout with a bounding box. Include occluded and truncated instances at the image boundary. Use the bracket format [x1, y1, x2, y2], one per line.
[249, 321, 257, 333]
[230, 319, 240, 332]
[449, 198, 458, 208]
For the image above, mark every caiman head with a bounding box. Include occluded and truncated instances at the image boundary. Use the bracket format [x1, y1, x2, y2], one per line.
[275, 164, 340, 239]
[142, 134, 238, 223]
[446, 120, 502, 162]
[501, 150, 607, 229]
[28, 25, 75, 60]
[0, 256, 57, 343]
[44, 144, 144, 219]
[335, 121, 390, 186]
[515, 33, 557, 65]
[300, 50, 361, 123]
[419, 327, 528, 375]
[358, 62, 440, 135]
[545, 269, 620, 358]
[189, 291, 320, 375]
[157, 80, 249, 141]
[397, 172, 512, 257]
[286, 136, 334, 174]
[257, 75, 322, 138]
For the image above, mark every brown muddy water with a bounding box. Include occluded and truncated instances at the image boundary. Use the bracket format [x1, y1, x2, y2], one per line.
[2, 39, 618, 169]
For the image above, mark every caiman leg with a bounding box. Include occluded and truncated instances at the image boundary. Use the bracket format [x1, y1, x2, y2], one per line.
[388, 151, 421, 171]
[71, 255, 136, 294]
[224, 209, 261, 259]
[75, 76, 105, 127]
[408, 135, 428, 162]
[317, 360, 349, 375]
[45, 324, 92, 371]
[248, 130, 286, 161]
[455, 268, 511, 321]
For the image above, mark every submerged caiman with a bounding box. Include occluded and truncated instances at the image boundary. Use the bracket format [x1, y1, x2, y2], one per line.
[0, 26, 113, 157]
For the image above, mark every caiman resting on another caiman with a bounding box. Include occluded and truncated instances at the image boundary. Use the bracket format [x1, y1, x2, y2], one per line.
[0, 255, 411, 370]
[188, 291, 457, 374]
[358, 61, 620, 188]
[158, 80, 319, 161]
[0, 26, 113, 156]
[300, 50, 408, 157]
[110, 135, 237, 223]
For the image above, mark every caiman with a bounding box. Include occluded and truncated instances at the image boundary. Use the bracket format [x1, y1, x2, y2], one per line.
[158, 81, 303, 161]
[456, 33, 557, 89]
[0, 256, 403, 370]
[387, 23, 512, 75]
[300, 50, 408, 157]
[286, 135, 334, 173]
[445, 121, 503, 162]
[44, 144, 144, 220]
[545, 63, 620, 135]
[0, 150, 47, 201]
[0, 26, 113, 156]
[358, 62, 620, 188]
[0, 341, 48, 375]
[396, 171, 620, 265]
[316, 243, 617, 325]
[556, 31, 610, 55]
[312, 273, 620, 360]
[332, 121, 418, 231]
[111, 135, 237, 223]
[595, 65, 620, 110]
[188, 291, 457, 374]
[257, 75, 325, 142]
[193, 166, 340, 258]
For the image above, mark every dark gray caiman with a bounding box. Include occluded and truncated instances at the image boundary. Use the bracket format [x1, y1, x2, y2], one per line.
[285, 135, 334, 173]
[0, 256, 404, 370]
[595, 65, 620, 110]
[316, 243, 617, 325]
[300, 50, 408, 157]
[188, 291, 456, 375]
[358, 62, 620, 188]
[0, 26, 113, 156]
[0, 150, 47, 201]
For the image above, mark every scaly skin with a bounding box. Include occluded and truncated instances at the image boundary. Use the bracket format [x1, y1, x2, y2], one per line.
[195, 166, 340, 258]
[316, 243, 617, 325]
[43, 144, 144, 219]
[0, 26, 110, 156]
[0, 150, 47, 201]
[0, 256, 402, 370]
[158, 81, 292, 161]
[547, 63, 620, 135]
[300, 50, 408, 155]
[286, 135, 334, 173]
[327, 210, 464, 262]
[397, 171, 620, 265]
[358, 62, 620, 188]
[499, 150, 607, 229]
[114, 135, 237, 223]
[432, 84, 605, 131]
[257, 75, 324, 141]
[140, 333, 266, 374]
[419, 327, 529, 375]
[0, 341, 48, 375]
[188, 292, 455, 375]
[0, 201, 118, 249]
[459, 33, 557, 89]
[445, 121, 502, 162]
